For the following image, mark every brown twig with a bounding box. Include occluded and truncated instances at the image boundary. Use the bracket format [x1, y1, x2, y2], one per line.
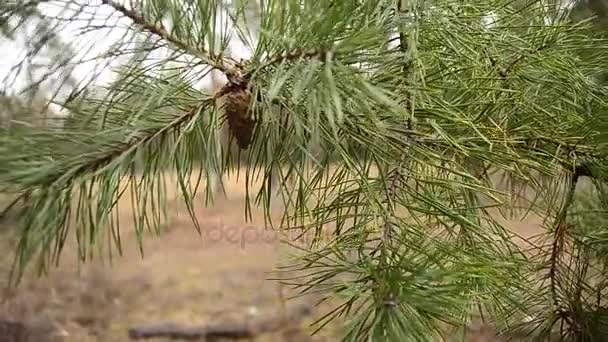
[0, 192, 30, 222]
[100, 0, 239, 80]
[548, 164, 584, 316]
[247, 47, 334, 78]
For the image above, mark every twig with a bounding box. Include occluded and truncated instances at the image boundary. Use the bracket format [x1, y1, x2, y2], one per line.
[379, 0, 416, 245]
[100, 0, 238, 80]
[396, 0, 413, 94]
[0, 192, 30, 222]
[548, 164, 585, 316]
[247, 47, 334, 78]
[476, 44, 550, 122]
[40, 100, 212, 189]
[127, 302, 313, 340]
[382, 161, 406, 244]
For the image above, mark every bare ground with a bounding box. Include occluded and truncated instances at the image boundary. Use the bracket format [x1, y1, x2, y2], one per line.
[0, 170, 549, 342]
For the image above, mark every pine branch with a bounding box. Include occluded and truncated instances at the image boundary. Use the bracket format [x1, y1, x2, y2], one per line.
[378, 0, 416, 248]
[3, 93, 217, 283]
[36, 102, 210, 188]
[0, 191, 30, 221]
[101, 0, 239, 80]
[381, 169, 401, 244]
[2, 2, 607, 340]
[248, 47, 335, 77]
[475, 41, 553, 123]
[548, 163, 588, 316]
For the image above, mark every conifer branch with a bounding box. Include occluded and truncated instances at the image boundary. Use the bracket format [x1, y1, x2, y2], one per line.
[380, 152, 409, 246]
[369, 0, 417, 312]
[15, 99, 212, 190]
[379, 0, 415, 247]
[249, 47, 335, 78]
[486, 42, 549, 80]
[101, 0, 239, 80]
[1, 2, 607, 340]
[477, 43, 551, 122]
[548, 163, 586, 314]
[0, 192, 30, 221]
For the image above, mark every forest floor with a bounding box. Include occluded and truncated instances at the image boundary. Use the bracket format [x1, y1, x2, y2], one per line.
[0, 168, 550, 342]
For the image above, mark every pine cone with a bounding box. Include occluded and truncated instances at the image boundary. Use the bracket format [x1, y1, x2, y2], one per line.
[221, 81, 256, 150]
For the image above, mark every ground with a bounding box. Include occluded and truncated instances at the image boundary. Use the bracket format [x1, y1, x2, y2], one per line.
[0, 169, 550, 342]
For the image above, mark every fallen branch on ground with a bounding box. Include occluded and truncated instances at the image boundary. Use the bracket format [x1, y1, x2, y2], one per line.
[127, 302, 313, 340]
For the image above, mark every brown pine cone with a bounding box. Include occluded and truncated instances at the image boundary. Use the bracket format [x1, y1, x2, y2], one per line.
[221, 81, 256, 150]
